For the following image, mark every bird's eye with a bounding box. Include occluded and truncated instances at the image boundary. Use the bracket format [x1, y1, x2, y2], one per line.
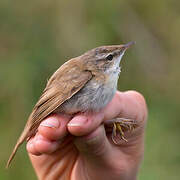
[106, 54, 114, 61]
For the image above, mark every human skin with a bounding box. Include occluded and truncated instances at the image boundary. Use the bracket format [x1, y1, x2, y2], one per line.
[27, 91, 147, 180]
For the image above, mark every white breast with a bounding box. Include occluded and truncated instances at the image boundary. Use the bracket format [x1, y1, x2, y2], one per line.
[59, 72, 119, 114]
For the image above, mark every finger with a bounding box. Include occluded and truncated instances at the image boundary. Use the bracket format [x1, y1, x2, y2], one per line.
[38, 114, 70, 141]
[27, 114, 70, 155]
[26, 137, 41, 156]
[67, 108, 112, 163]
[74, 125, 113, 164]
[26, 133, 62, 155]
[67, 111, 104, 136]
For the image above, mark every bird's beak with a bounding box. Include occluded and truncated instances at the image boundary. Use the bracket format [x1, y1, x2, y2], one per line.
[123, 41, 136, 50]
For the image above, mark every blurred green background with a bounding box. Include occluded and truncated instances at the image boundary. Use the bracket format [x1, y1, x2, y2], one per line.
[1, 0, 180, 179]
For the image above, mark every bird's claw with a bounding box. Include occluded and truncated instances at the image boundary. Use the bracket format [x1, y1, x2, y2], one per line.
[105, 118, 137, 145]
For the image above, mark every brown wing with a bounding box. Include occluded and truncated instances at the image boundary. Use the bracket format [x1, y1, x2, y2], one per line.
[6, 59, 92, 168]
[28, 60, 92, 134]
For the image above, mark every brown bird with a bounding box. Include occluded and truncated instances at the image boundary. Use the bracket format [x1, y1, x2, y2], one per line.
[6, 42, 135, 168]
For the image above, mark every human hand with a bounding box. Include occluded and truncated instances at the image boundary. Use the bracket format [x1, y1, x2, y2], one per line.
[27, 91, 147, 180]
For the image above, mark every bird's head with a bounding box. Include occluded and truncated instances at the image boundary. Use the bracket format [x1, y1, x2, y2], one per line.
[83, 41, 135, 75]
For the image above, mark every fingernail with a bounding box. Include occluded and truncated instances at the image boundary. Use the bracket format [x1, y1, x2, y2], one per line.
[40, 117, 60, 128]
[68, 116, 87, 127]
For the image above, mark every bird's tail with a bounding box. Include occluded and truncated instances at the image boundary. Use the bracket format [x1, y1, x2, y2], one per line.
[6, 126, 29, 168]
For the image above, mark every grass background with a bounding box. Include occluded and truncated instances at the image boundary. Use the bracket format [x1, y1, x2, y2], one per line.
[0, 0, 180, 179]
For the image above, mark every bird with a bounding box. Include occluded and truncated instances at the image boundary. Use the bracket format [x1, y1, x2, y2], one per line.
[6, 41, 135, 168]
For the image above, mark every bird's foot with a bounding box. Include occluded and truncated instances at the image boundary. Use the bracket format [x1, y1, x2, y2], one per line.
[105, 118, 137, 145]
